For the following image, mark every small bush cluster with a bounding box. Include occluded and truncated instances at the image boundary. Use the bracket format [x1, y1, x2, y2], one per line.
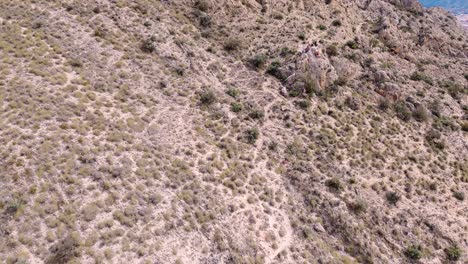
[326, 45, 338, 57]
[410, 72, 433, 85]
[345, 40, 359, 49]
[325, 177, 342, 191]
[445, 245, 462, 261]
[231, 102, 242, 112]
[386, 191, 400, 205]
[317, 24, 327, 31]
[141, 37, 156, 53]
[425, 129, 445, 150]
[332, 20, 342, 27]
[46, 236, 80, 264]
[248, 54, 267, 69]
[394, 101, 412, 121]
[194, 0, 210, 11]
[200, 90, 216, 105]
[378, 98, 391, 111]
[224, 38, 242, 51]
[412, 105, 429, 122]
[226, 88, 239, 98]
[245, 128, 259, 144]
[404, 245, 422, 260]
[266, 61, 284, 80]
[453, 191, 465, 201]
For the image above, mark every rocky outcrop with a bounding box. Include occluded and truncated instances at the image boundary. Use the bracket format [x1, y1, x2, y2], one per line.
[280, 43, 338, 96]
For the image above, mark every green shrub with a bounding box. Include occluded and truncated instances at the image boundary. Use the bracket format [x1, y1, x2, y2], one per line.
[272, 12, 284, 20]
[325, 177, 342, 190]
[266, 61, 284, 80]
[200, 90, 216, 105]
[348, 199, 367, 214]
[378, 98, 391, 111]
[410, 72, 433, 85]
[248, 54, 267, 69]
[445, 245, 462, 261]
[453, 191, 465, 201]
[317, 24, 327, 31]
[404, 245, 422, 260]
[68, 59, 83, 68]
[440, 80, 464, 99]
[326, 45, 338, 57]
[249, 109, 265, 120]
[332, 20, 342, 27]
[412, 105, 429, 122]
[297, 100, 311, 109]
[428, 99, 441, 117]
[394, 101, 411, 121]
[345, 40, 359, 49]
[245, 128, 259, 144]
[224, 38, 242, 51]
[46, 236, 80, 264]
[386, 191, 400, 205]
[461, 122, 468, 132]
[298, 32, 306, 40]
[280, 47, 295, 57]
[226, 88, 239, 98]
[194, 0, 210, 11]
[425, 129, 445, 150]
[231, 102, 242, 112]
[141, 38, 156, 53]
[197, 13, 212, 28]
[4, 200, 22, 215]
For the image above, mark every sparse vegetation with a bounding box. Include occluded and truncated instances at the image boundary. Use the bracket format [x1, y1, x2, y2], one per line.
[1, 1, 466, 263]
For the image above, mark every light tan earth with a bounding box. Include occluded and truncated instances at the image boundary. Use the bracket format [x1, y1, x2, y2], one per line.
[0, 0, 467, 264]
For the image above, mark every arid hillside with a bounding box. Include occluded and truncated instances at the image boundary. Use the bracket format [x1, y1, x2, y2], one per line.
[0, 0, 467, 263]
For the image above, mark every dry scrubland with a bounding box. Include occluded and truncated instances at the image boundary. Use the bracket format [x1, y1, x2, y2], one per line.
[0, 0, 467, 263]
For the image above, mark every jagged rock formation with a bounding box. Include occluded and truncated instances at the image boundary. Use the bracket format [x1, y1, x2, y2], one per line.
[0, 0, 466, 263]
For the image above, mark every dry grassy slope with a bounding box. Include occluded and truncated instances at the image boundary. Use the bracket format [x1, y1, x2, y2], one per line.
[0, 0, 467, 264]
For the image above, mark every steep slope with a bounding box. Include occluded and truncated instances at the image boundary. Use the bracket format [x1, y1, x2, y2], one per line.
[0, 0, 466, 264]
